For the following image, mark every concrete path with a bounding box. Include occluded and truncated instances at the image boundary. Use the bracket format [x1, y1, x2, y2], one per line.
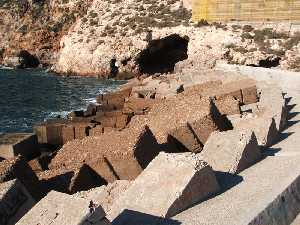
[172, 66, 300, 225]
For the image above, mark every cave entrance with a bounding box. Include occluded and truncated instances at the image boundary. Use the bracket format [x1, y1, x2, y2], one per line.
[136, 34, 189, 74]
[248, 56, 281, 68]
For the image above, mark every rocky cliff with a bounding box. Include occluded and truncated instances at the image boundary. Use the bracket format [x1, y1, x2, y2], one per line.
[0, 0, 90, 67]
[1, 0, 300, 75]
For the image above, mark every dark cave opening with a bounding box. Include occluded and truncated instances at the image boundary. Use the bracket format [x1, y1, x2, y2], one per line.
[136, 34, 189, 74]
[248, 56, 281, 68]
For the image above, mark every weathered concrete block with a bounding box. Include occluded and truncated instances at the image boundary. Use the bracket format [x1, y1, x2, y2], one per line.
[0, 133, 38, 159]
[123, 97, 159, 115]
[201, 130, 262, 174]
[231, 116, 279, 148]
[28, 158, 43, 172]
[183, 80, 222, 96]
[74, 123, 92, 140]
[257, 86, 287, 131]
[74, 180, 132, 216]
[0, 157, 43, 200]
[214, 95, 241, 115]
[110, 152, 220, 219]
[62, 124, 75, 144]
[168, 124, 201, 152]
[50, 126, 160, 181]
[115, 115, 130, 129]
[33, 119, 68, 146]
[0, 179, 36, 225]
[90, 125, 104, 136]
[16, 191, 111, 225]
[129, 96, 232, 153]
[202, 79, 258, 105]
[38, 164, 106, 194]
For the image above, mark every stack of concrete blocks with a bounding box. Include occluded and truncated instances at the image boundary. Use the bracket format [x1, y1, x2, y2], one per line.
[16, 191, 111, 225]
[49, 125, 160, 185]
[0, 179, 36, 225]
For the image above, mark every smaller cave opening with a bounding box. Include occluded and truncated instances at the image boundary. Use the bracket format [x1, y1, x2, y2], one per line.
[248, 56, 281, 68]
[136, 34, 189, 74]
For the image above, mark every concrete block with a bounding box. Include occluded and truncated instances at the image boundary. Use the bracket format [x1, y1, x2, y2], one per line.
[110, 152, 220, 219]
[74, 180, 132, 216]
[104, 110, 123, 117]
[0, 157, 43, 200]
[201, 129, 262, 174]
[183, 80, 223, 96]
[169, 124, 201, 152]
[231, 116, 279, 147]
[115, 115, 129, 129]
[100, 117, 117, 128]
[0, 179, 36, 225]
[214, 95, 241, 115]
[123, 97, 159, 115]
[28, 158, 43, 172]
[0, 133, 38, 159]
[38, 164, 107, 194]
[34, 119, 68, 146]
[129, 96, 232, 153]
[62, 125, 75, 144]
[201, 79, 258, 105]
[74, 123, 91, 140]
[90, 126, 104, 136]
[50, 126, 160, 180]
[257, 86, 287, 131]
[16, 191, 111, 225]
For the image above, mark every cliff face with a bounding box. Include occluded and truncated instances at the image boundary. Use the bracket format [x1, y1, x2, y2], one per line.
[0, 0, 90, 67]
[1, 0, 300, 75]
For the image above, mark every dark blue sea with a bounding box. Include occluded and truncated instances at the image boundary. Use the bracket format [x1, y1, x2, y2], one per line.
[0, 68, 124, 133]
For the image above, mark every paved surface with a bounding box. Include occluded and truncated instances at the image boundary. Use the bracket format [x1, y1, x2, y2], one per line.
[172, 66, 300, 225]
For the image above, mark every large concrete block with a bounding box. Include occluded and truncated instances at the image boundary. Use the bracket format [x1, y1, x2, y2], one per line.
[61, 124, 75, 144]
[123, 97, 159, 115]
[201, 130, 262, 174]
[129, 96, 232, 152]
[231, 116, 279, 148]
[257, 86, 287, 131]
[90, 125, 104, 136]
[214, 95, 241, 115]
[183, 80, 223, 96]
[0, 179, 36, 225]
[38, 164, 106, 194]
[33, 119, 68, 146]
[74, 180, 132, 216]
[110, 152, 220, 219]
[16, 191, 111, 225]
[50, 126, 160, 180]
[0, 157, 43, 200]
[0, 133, 38, 160]
[201, 79, 258, 105]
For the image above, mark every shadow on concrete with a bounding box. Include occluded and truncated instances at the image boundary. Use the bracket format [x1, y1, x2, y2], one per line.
[112, 209, 182, 225]
[287, 112, 300, 120]
[286, 103, 297, 112]
[272, 132, 295, 145]
[214, 171, 244, 193]
[262, 147, 282, 157]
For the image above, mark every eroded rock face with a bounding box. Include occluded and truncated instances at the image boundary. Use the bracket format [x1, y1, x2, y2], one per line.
[0, 0, 90, 67]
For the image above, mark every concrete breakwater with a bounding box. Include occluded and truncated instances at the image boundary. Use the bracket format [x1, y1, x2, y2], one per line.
[1, 65, 299, 224]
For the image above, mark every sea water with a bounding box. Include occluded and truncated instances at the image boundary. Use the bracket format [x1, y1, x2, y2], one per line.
[0, 68, 124, 133]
